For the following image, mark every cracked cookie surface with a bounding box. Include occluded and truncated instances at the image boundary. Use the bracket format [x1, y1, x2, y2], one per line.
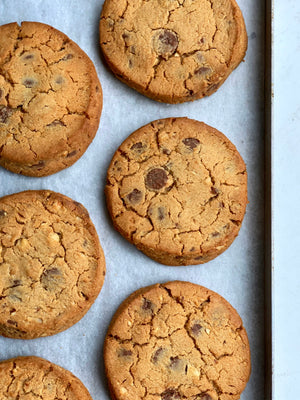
[0, 21, 102, 177]
[0, 190, 105, 339]
[100, 0, 247, 103]
[106, 117, 247, 266]
[0, 356, 93, 400]
[104, 281, 251, 400]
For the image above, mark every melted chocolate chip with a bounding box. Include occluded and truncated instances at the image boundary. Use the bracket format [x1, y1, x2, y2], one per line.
[23, 78, 35, 88]
[142, 298, 153, 311]
[158, 207, 165, 221]
[152, 347, 163, 363]
[119, 349, 132, 357]
[161, 389, 181, 400]
[169, 356, 181, 369]
[0, 210, 7, 217]
[127, 189, 142, 205]
[162, 148, 171, 155]
[182, 138, 200, 149]
[153, 29, 178, 58]
[191, 323, 202, 335]
[145, 168, 168, 190]
[0, 106, 13, 123]
[195, 67, 211, 76]
[66, 150, 77, 158]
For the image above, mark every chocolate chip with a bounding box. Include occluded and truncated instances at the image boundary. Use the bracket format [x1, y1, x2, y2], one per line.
[190, 247, 195, 252]
[131, 142, 144, 152]
[152, 347, 163, 363]
[0, 88, 3, 100]
[47, 120, 65, 127]
[23, 53, 34, 60]
[63, 54, 73, 61]
[0, 106, 13, 123]
[0, 210, 7, 217]
[30, 161, 45, 169]
[66, 150, 77, 158]
[162, 148, 171, 155]
[158, 207, 165, 221]
[23, 78, 35, 88]
[211, 187, 219, 195]
[196, 395, 212, 400]
[153, 29, 178, 58]
[211, 232, 220, 237]
[55, 76, 63, 84]
[169, 356, 181, 369]
[191, 323, 202, 335]
[127, 189, 142, 205]
[119, 348, 132, 357]
[161, 389, 181, 400]
[142, 298, 153, 311]
[145, 168, 168, 190]
[194, 256, 203, 261]
[182, 138, 200, 149]
[207, 82, 221, 94]
[7, 319, 17, 326]
[195, 67, 211, 76]
[199, 37, 206, 44]
[41, 268, 62, 290]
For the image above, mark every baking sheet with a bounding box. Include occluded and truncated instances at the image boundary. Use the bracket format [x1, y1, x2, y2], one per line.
[0, 0, 266, 399]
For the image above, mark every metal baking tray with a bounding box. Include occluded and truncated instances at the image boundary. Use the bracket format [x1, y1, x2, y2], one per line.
[0, 0, 273, 399]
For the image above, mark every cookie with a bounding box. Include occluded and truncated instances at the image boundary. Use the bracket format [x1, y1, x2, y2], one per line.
[106, 117, 247, 266]
[100, 0, 247, 103]
[0, 190, 105, 339]
[104, 281, 251, 400]
[0, 356, 93, 400]
[0, 21, 102, 177]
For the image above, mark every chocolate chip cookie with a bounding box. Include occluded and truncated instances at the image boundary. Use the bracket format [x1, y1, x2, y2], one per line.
[0, 190, 105, 339]
[0, 356, 93, 400]
[100, 0, 247, 103]
[0, 21, 102, 176]
[106, 118, 247, 266]
[104, 281, 251, 400]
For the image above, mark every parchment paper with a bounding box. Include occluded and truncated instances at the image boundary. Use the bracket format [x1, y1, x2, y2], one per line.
[0, 1, 265, 399]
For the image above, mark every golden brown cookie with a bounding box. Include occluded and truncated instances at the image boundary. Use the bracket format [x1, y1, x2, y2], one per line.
[100, 0, 247, 103]
[104, 281, 251, 400]
[106, 118, 247, 266]
[0, 21, 102, 177]
[0, 356, 93, 400]
[0, 190, 105, 339]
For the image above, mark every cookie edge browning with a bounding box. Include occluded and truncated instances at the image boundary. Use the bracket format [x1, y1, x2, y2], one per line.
[105, 117, 248, 266]
[0, 356, 93, 400]
[0, 190, 106, 339]
[99, 0, 248, 104]
[0, 21, 103, 177]
[104, 281, 251, 400]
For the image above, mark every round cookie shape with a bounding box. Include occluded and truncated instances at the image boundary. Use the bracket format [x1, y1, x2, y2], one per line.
[0, 190, 105, 339]
[100, 0, 247, 103]
[0, 356, 93, 400]
[106, 117, 247, 266]
[0, 21, 102, 177]
[104, 281, 251, 400]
